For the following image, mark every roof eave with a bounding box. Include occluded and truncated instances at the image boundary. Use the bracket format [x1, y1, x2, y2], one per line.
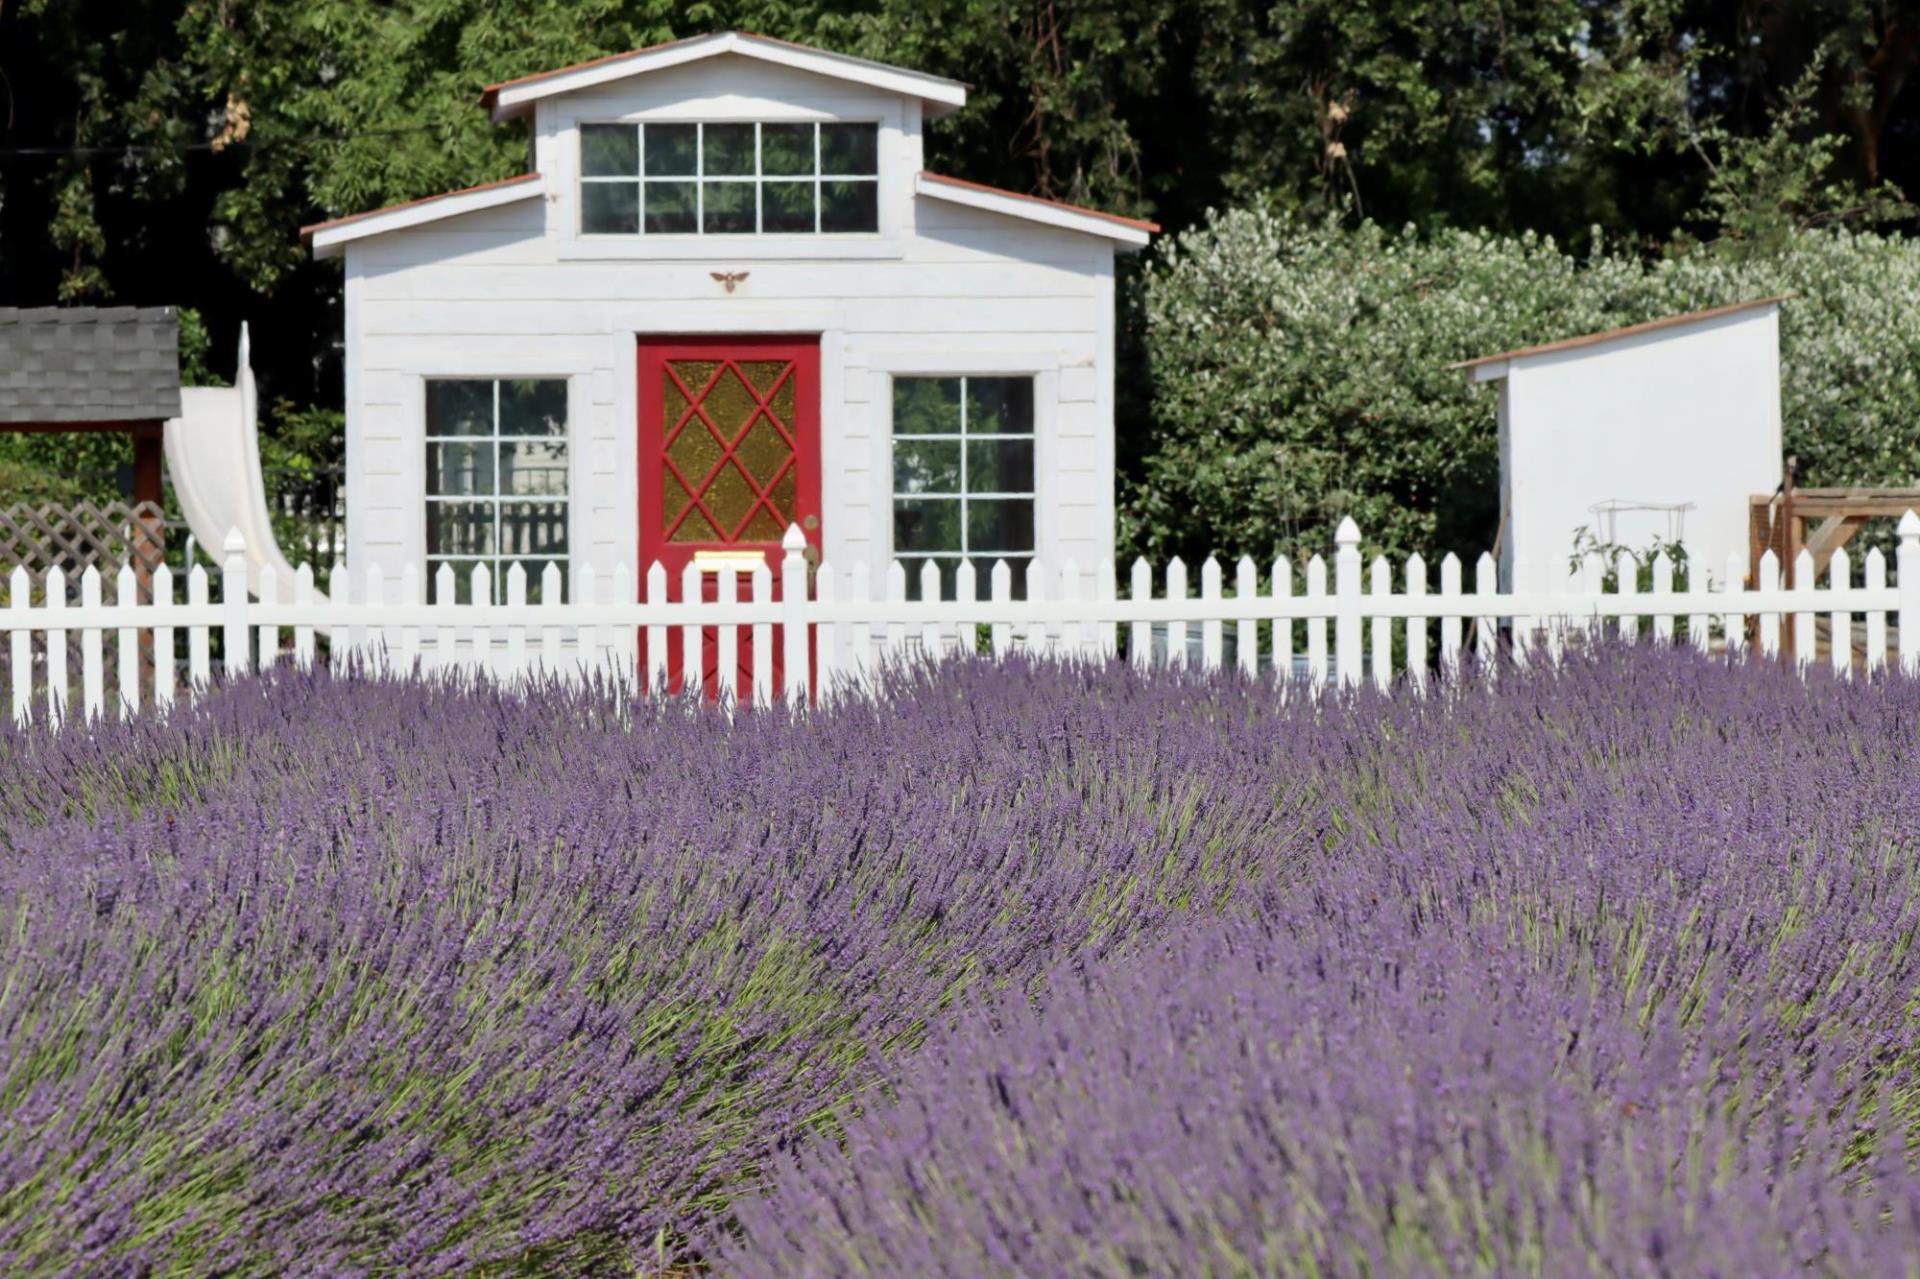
[483, 31, 968, 124]
[1451, 295, 1790, 374]
[914, 173, 1154, 248]
[306, 174, 545, 258]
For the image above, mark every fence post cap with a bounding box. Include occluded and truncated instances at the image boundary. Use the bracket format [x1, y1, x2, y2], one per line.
[782, 523, 807, 553]
[1900, 510, 1920, 540]
[222, 527, 247, 555]
[1334, 516, 1360, 545]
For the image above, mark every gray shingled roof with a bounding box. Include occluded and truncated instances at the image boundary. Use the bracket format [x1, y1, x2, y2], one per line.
[0, 307, 182, 425]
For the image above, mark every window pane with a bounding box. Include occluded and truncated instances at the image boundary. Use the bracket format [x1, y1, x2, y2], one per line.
[427, 501, 495, 556]
[645, 123, 697, 176]
[703, 123, 755, 175]
[500, 502, 569, 556]
[499, 380, 567, 437]
[581, 181, 639, 234]
[821, 123, 878, 174]
[761, 123, 814, 175]
[501, 440, 568, 495]
[967, 498, 1034, 553]
[965, 438, 1034, 493]
[894, 438, 961, 495]
[427, 559, 487, 604]
[645, 181, 697, 233]
[702, 181, 755, 234]
[894, 498, 962, 553]
[965, 378, 1035, 434]
[581, 124, 638, 177]
[761, 181, 816, 233]
[820, 179, 878, 232]
[892, 378, 961, 435]
[426, 380, 493, 437]
[426, 442, 494, 497]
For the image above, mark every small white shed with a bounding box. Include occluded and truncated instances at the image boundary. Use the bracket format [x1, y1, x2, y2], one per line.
[1457, 297, 1785, 591]
[301, 31, 1154, 617]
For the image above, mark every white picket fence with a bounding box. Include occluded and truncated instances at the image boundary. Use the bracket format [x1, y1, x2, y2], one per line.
[6, 514, 1920, 725]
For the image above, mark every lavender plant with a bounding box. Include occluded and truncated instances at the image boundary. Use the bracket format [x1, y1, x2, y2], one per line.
[1, 649, 1918, 1276]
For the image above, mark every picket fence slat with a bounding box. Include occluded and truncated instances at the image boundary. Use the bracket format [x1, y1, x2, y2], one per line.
[1272, 556, 1293, 681]
[10, 566, 31, 725]
[1129, 558, 1150, 670]
[1164, 558, 1187, 670]
[1867, 549, 1888, 675]
[153, 564, 176, 709]
[1201, 557, 1222, 672]
[46, 567, 68, 726]
[8, 513, 1920, 725]
[1405, 554, 1427, 691]
[1306, 554, 1328, 685]
[115, 565, 138, 719]
[1368, 556, 1391, 693]
[1235, 556, 1257, 678]
[1830, 548, 1852, 678]
[80, 568, 104, 721]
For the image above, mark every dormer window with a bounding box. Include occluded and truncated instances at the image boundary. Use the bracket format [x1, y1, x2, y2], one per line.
[580, 122, 879, 235]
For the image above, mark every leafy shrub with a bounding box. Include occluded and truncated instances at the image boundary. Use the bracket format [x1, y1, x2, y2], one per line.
[1132, 213, 1920, 567]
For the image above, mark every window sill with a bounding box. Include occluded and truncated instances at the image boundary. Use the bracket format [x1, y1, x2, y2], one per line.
[558, 235, 906, 262]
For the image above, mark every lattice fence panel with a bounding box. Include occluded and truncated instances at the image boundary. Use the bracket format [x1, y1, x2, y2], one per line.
[1, 500, 167, 710]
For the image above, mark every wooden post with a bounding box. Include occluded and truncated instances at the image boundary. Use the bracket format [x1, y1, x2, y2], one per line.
[131, 420, 167, 695]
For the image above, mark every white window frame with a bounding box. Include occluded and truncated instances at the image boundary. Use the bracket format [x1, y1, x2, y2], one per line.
[578, 120, 881, 237]
[887, 373, 1040, 594]
[422, 376, 573, 603]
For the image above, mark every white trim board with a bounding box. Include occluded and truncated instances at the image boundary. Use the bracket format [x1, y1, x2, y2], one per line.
[485, 32, 967, 123]
[913, 174, 1153, 249]
[310, 176, 546, 259]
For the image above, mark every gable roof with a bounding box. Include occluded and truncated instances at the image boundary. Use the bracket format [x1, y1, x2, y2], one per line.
[1453, 296, 1788, 382]
[0, 308, 181, 425]
[915, 172, 1157, 248]
[302, 173, 545, 259]
[481, 31, 968, 122]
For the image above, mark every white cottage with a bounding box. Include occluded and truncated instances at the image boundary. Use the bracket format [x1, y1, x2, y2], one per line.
[1456, 296, 1785, 592]
[303, 31, 1154, 625]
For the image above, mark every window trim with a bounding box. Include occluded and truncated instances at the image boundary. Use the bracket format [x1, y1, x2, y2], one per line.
[421, 376, 574, 604]
[578, 119, 882, 238]
[887, 374, 1039, 594]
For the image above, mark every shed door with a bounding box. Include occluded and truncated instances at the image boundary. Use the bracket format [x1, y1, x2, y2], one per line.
[636, 336, 821, 694]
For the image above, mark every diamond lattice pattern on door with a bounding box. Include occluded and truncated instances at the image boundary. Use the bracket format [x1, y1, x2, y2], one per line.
[663, 359, 801, 544]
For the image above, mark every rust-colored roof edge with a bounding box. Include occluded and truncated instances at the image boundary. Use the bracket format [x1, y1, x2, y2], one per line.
[300, 173, 543, 238]
[479, 33, 714, 109]
[478, 30, 967, 111]
[1450, 295, 1794, 371]
[916, 172, 1159, 234]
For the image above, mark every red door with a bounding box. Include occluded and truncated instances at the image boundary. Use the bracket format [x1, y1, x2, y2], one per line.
[637, 337, 821, 696]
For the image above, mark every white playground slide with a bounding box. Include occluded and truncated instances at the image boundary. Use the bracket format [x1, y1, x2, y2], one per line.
[162, 323, 303, 596]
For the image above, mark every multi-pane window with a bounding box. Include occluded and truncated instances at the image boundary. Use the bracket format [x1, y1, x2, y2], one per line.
[425, 379, 569, 603]
[580, 121, 880, 235]
[891, 376, 1036, 599]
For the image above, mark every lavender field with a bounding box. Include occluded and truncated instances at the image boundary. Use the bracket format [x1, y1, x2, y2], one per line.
[3, 650, 1920, 1276]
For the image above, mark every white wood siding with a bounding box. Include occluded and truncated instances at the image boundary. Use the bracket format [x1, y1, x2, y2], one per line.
[343, 59, 1118, 602]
